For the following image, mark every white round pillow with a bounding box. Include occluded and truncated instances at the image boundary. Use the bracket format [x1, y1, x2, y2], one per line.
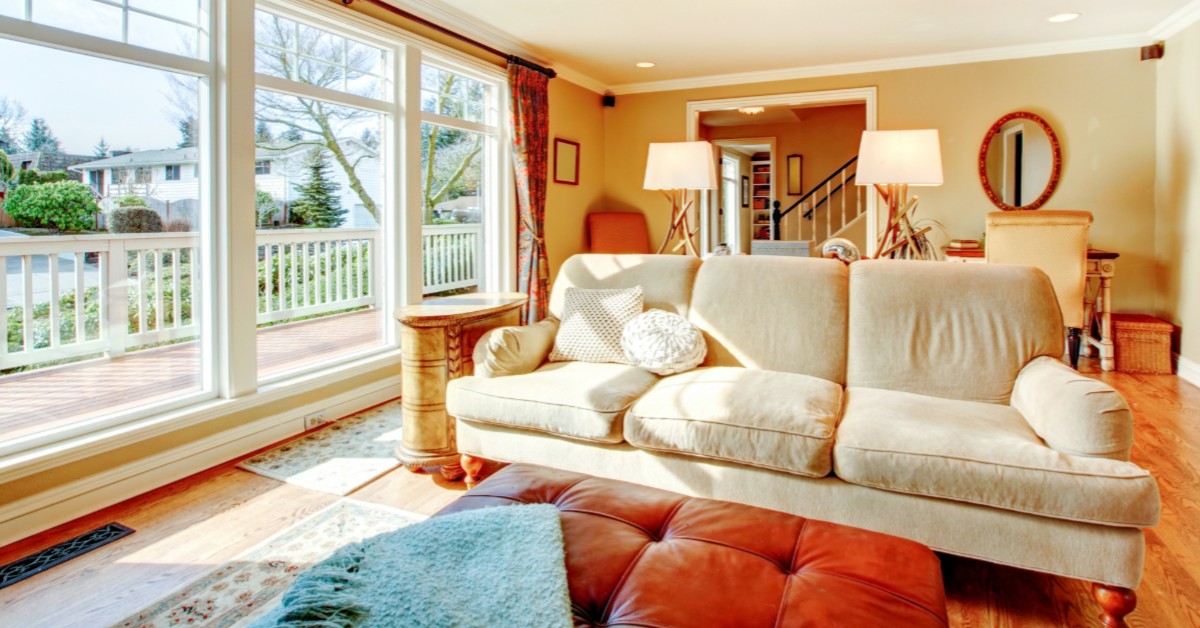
[620, 309, 707, 376]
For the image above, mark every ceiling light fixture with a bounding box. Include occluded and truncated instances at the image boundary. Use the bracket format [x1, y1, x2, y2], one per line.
[738, 107, 765, 116]
[1047, 12, 1081, 23]
[636, 62, 656, 68]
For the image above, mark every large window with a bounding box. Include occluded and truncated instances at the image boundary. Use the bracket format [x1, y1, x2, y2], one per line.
[419, 61, 502, 296]
[0, 1, 212, 446]
[0, 0, 512, 458]
[252, 8, 390, 380]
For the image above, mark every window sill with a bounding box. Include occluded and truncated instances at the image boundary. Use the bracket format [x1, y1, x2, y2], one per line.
[0, 348, 403, 485]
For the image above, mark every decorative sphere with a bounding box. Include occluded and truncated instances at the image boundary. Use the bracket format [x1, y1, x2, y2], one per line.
[822, 238, 861, 263]
[707, 243, 732, 258]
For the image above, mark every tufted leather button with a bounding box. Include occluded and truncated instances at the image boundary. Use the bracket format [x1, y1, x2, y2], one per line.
[438, 464, 948, 627]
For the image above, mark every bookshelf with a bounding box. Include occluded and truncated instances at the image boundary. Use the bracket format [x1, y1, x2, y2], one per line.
[751, 155, 773, 240]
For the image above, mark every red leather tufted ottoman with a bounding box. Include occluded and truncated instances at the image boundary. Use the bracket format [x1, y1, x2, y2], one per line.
[436, 464, 949, 627]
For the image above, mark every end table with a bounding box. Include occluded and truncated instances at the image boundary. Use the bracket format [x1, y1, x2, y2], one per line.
[395, 292, 527, 480]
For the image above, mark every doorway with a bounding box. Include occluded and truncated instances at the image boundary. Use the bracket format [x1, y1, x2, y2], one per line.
[686, 87, 878, 256]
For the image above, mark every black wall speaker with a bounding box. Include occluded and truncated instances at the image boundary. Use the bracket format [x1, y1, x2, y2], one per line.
[602, 95, 616, 107]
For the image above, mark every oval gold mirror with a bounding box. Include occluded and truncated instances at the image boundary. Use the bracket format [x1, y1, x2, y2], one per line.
[978, 112, 1061, 211]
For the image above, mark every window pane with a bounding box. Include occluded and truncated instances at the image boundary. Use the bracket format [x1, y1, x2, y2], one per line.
[253, 89, 386, 379]
[0, 38, 207, 441]
[127, 11, 200, 58]
[420, 122, 485, 296]
[129, 0, 198, 25]
[32, 0, 122, 41]
[22, 0, 208, 59]
[255, 10, 387, 100]
[420, 65, 489, 124]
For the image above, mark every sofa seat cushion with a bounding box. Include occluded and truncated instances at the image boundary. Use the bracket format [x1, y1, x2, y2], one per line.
[625, 367, 842, 477]
[447, 361, 658, 443]
[833, 387, 1161, 527]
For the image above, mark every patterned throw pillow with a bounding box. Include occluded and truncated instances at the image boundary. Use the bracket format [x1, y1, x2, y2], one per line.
[549, 287, 644, 364]
[621, 309, 707, 375]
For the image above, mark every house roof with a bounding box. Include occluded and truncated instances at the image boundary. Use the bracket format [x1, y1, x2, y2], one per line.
[71, 140, 377, 171]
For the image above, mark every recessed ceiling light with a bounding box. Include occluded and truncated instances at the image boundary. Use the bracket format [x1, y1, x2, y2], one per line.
[1047, 13, 1081, 23]
[635, 62, 656, 68]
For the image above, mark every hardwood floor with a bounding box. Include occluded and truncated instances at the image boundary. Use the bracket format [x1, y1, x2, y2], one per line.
[0, 356, 1196, 627]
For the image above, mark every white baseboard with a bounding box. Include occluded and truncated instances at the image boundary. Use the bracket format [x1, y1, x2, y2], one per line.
[1176, 354, 1200, 389]
[0, 377, 400, 549]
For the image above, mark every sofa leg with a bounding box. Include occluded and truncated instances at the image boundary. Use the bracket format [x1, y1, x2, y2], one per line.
[461, 454, 486, 487]
[1092, 582, 1136, 627]
[1068, 327, 1083, 370]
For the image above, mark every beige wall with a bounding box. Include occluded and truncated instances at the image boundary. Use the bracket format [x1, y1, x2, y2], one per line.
[545, 78, 606, 279]
[604, 49, 1158, 311]
[1156, 20, 1200, 363]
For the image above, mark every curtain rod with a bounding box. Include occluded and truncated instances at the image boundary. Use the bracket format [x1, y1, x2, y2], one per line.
[338, 0, 558, 78]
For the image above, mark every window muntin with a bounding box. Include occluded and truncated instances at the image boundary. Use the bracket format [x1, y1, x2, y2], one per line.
[254, 9, 387, 100]
[254, 160, 271, 175]
[420, 64, 490, 124]
[9, 0, 209, 59]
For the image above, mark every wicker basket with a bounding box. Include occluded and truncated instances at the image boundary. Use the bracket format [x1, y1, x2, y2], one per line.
[1111, 314, 1173, 374]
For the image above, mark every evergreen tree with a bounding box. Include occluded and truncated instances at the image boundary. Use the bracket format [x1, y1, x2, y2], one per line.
[255, 120, 273, 144]
[93, 137, 110, 158]
[290, 148, 345, 228]
[178, 116, 198, 148]
[22, 118, 62, 155]
[280, 127, 303, 142]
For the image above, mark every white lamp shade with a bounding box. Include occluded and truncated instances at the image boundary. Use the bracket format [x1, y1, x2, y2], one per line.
[856, 130, 944, 186]
[643, 141, 718, 190]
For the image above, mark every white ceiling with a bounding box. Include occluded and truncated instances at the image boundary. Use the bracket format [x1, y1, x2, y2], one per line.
[392, 0, 1200, 93]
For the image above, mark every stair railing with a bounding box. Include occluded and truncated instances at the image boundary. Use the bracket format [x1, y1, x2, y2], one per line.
[771, 156, 862, 243]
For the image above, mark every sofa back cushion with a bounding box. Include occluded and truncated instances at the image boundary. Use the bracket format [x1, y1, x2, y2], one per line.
[847, 259, 1063, 404]
[550, 254, 701, 319]
[688, 256, 849, 384]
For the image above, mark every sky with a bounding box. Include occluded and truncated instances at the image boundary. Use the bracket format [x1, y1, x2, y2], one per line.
[0, 2, 198, 156]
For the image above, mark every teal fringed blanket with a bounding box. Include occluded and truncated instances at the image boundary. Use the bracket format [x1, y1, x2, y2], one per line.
[251, 503, 572, 628]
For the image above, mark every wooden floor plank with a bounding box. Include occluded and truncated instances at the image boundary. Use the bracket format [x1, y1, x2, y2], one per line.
[0, 355, 1196, 627]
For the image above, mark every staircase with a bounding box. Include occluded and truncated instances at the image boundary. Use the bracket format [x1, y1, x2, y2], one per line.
[770, 157, 866, 252]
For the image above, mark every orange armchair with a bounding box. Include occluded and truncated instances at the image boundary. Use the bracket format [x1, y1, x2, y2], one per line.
[586, 212, 651, 254]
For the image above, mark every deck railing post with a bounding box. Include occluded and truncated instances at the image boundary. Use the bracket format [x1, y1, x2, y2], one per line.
[106, 239, 128, 358]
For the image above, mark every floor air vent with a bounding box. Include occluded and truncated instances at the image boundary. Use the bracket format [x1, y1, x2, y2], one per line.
[0, 523, 135, 590]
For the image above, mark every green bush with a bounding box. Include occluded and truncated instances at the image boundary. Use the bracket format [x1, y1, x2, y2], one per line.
[108, 206, 163, 233]
[116, 195, 147, 208]
[15, 169, 69, 186]
[3, 180, 99, 231]
[258, 242, 369, 310]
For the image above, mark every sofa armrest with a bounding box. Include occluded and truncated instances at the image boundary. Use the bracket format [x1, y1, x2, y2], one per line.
[472, 318, 559, 378]
[1011, 356, 1134, 460]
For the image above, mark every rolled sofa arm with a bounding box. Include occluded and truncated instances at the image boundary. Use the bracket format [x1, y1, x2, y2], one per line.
[1011, 356, 1134, 460]
[472, 318, 559, 378]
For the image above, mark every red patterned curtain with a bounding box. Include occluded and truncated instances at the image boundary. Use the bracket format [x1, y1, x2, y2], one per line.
[508, 61, 551, 324]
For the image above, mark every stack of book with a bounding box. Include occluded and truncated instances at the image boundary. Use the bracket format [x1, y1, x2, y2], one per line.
[945, 239, 984, 259]
[948, 239, 981, 250]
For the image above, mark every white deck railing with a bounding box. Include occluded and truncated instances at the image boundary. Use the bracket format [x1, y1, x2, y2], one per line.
[1, 224, 482, 370]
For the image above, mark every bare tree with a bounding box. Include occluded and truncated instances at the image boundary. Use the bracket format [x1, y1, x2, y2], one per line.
[421, 71, 483, 223]
[0, 96, 28, 150]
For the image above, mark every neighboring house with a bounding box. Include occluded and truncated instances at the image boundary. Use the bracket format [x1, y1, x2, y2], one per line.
[70, 141, 381, 228]
[6, 151, 94, 181]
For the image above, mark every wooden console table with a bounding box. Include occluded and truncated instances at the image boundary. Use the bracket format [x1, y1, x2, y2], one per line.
[395, 293, 527, 480]
[943, 248, 1119, 371]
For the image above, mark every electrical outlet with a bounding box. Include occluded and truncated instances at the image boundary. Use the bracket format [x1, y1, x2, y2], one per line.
[304, 411, 330, 430]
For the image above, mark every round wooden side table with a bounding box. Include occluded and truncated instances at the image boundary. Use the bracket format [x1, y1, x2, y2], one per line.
[394, 292, 527, 480]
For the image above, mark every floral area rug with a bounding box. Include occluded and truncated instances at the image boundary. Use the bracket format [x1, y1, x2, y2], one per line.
[237, 401, 404, 496]
[113, 499, 424, 628]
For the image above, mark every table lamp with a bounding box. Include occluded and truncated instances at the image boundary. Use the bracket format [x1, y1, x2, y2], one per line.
[643, 141, 718, 256]
[856, 130, 943, 259]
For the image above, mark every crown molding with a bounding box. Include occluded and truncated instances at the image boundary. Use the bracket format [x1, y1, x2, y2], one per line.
[1149, 0, 1200, 40]
[608, 33, 1152, 95]
[376, 0, 608, 93]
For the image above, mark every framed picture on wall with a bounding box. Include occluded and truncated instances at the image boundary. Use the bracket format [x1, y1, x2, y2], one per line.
[787, 154, 803, 195]
[554, 138, 580, 185]
[741, 175, 750, 207]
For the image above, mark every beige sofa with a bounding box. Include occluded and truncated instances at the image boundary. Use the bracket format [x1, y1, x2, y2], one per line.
[446, 254, 1160, 599]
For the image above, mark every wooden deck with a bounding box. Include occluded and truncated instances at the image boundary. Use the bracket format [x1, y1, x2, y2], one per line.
[0, 309, 382, 442]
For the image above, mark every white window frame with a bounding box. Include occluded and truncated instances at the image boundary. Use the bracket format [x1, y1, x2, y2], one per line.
[418, 53, 511, 295]
[0, 3, 220, 455]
